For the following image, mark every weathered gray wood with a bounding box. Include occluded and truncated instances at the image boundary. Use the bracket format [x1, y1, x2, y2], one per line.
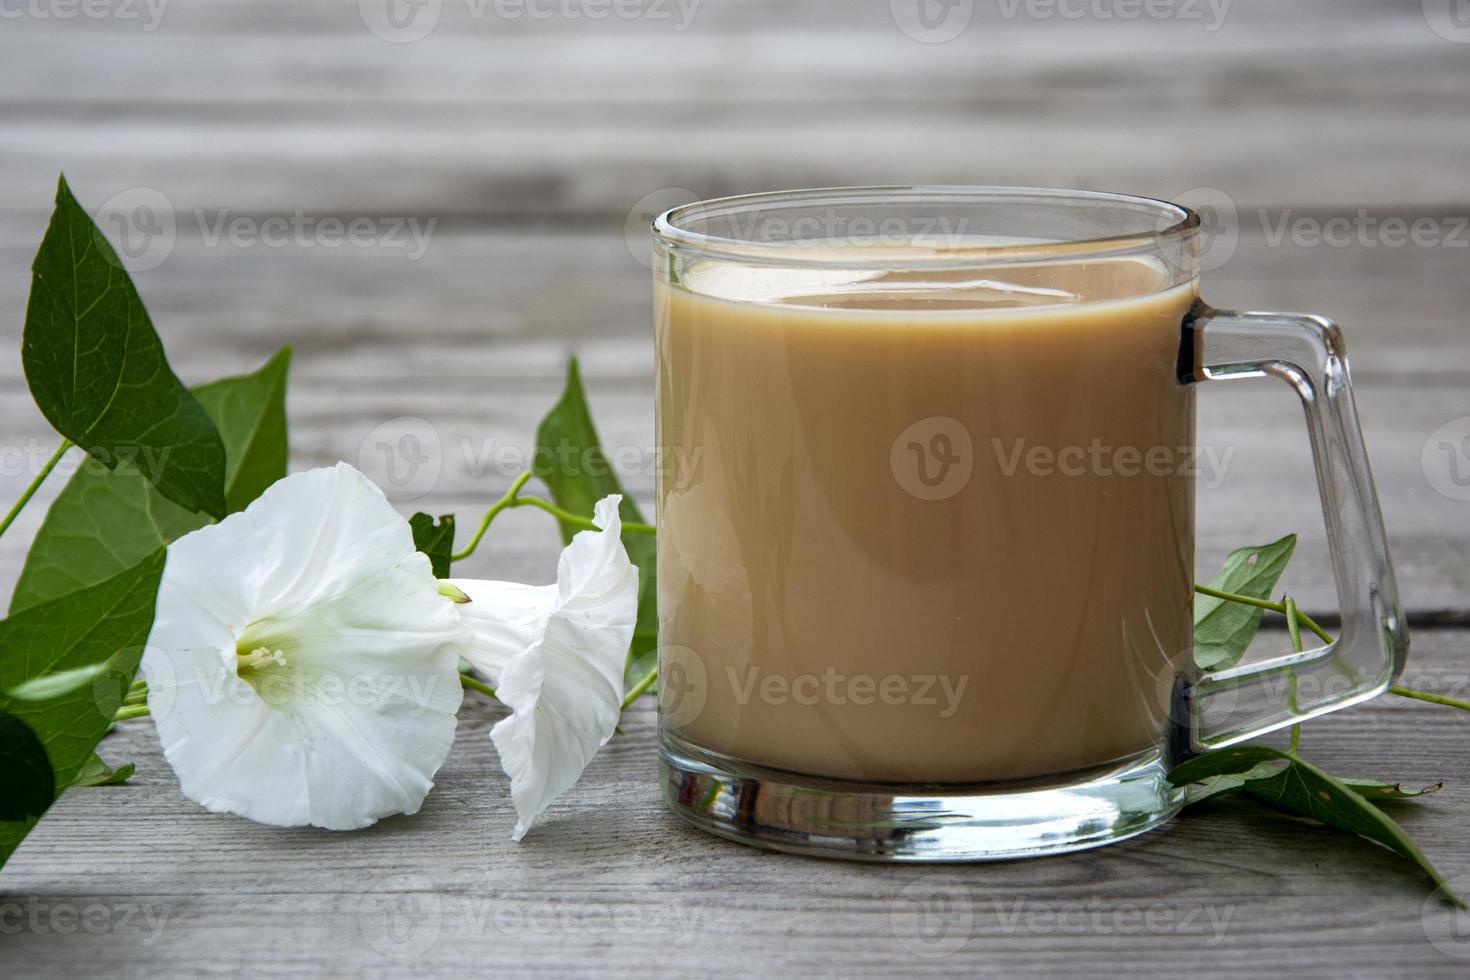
[0, 222, 1464, 365]
[2, 0, 1470, 975]
[0, 343, 1467, 612]
[2, 633, 1469, 978]
[0, 2, 1467, 217]
[0, 222, 1466, 612]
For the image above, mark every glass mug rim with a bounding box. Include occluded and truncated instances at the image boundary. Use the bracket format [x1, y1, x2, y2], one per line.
[652, 185, 1201, 270]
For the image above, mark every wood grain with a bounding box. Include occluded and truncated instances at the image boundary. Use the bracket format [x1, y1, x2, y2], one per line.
[1, 0, 1469, 975]
[0, 226, 1463, 612]
[0, 2, 1467, 218]
[3, 635, 1470, 978]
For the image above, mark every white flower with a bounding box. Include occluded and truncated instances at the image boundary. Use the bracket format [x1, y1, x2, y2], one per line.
[452, 495, 638, 840]
[143, 463, 466, 831]
[144, 461, 639, 839]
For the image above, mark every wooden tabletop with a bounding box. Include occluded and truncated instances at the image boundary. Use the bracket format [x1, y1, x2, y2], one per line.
[2, 1, 1469, 976]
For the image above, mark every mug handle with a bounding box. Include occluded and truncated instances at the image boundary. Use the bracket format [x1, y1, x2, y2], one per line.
[1179, 300, 1408, 750]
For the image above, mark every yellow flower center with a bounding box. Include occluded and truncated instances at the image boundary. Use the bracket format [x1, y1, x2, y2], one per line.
[236, 644, 288, 677]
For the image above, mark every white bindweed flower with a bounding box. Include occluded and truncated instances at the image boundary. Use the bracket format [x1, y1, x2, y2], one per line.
[143, 463, 467, 830]
[452, 495, 638, 840]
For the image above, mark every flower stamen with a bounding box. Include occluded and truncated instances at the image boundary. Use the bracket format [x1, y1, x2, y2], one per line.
[237, 645, 288, 675]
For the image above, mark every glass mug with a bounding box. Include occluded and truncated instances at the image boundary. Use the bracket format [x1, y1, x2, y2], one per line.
[650, 187, 1406, 861]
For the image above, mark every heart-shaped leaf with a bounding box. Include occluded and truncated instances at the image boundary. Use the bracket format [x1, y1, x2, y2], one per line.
[22, 175, 226, 518]
[11, 347, 291, 612]
[0, 549, 165, 869]
[410, 513, 456, 578]
[191, 346, 291, 514]
[1194, 534, 1297, 670]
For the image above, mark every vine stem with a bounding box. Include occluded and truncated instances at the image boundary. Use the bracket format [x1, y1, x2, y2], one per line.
[459, 671, 497, 700]
[451, 470, 654, 564]
[1389, 685, 1470, 713]
[0, 439, 70, 541]
[452, 470, 534, 562]
[1194, 583, 1335, 645]
[621, 667, 658, 710]
[1199, 584, 1470, 716]
[516, 495, 656, 537]
[1284, 596, 1304, 753]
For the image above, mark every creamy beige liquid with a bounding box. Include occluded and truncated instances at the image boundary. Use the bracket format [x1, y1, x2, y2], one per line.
[655, 252, 1196, 784]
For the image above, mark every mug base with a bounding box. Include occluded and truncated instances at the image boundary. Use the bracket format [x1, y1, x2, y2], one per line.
[660, 734, 1184, 862]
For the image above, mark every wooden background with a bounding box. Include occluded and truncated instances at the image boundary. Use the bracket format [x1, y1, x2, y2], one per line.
[2, 0, 1470, 975]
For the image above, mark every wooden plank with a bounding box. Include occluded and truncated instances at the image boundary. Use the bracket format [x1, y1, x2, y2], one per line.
[0, 223, 1464, 610]
[4, 107, 1465, 221]
[0, 362, 1464, 611]
[0, 4, 1467, 215]
[0, 220, 1465, 609]
[4, 13, 1461, 115]
[3, 632, 1469, 977]
[0, 0, 1419, 37]
[0, 223, 1462, 370]
[0, 3, 1466, 974]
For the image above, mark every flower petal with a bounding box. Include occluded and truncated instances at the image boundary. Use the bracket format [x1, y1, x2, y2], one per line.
[555, 495, 630, 605]
[144, 464, 466, 830]
[249, 463, 423, 620]
[449, 579, 558, 683]
[466, 494, 639, 839]
[490, 613, 630, 841]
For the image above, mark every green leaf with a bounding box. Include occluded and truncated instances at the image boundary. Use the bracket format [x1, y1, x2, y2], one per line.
[0, 713, 55, 821]
[71, 753, 134, 788]
[1183, 760, 1290, 805]
[1170, 745, 1463, 907]
[22, 175, 226, 518]
[5, 660, 111, 701]
[1338, 778, 1444, 801]
[1194, 534, 1297, 670]
[9, 461, 205, 614]
[1168, 744, 1286, 785]
[11, 347, 292, 612]
[534, 357, 657, 689]
[0, 549, 165, 870]
[410, 513, 456, 578]
[190, 346, 291, 514]
[1244, 758, 1462, 906]
[1175, 755, 1440, 807]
